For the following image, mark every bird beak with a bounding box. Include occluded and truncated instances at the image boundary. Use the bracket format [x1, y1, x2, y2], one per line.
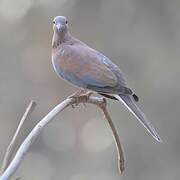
[56, 24, 62, 32]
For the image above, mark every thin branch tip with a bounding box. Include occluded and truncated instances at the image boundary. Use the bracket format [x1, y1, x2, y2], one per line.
[1, 100, 37, 174]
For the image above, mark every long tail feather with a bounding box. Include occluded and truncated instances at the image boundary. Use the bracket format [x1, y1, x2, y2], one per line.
[114, 94, 162, 142]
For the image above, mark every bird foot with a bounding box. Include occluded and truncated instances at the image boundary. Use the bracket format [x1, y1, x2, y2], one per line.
[69, 90, 93, 107]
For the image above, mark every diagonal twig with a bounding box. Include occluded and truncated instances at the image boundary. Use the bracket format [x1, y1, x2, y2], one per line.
[1, 101, 36, 173]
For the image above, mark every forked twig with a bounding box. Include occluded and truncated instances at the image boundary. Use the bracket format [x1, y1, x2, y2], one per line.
[0, 96, 124, 180]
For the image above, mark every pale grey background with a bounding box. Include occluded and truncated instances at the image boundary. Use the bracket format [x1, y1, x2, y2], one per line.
[0, 0, 179, 179]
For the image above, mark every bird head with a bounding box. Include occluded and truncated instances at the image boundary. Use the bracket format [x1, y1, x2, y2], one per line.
[52, 16, 70, 48]
[53, 16, 68, 34]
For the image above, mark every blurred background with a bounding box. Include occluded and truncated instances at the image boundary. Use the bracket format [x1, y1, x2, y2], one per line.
[0, 0, 180, 179]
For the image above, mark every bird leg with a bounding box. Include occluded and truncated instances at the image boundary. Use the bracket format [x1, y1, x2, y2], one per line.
[69, 89, 93, 107]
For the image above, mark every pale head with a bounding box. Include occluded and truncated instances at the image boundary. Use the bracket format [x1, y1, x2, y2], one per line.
[52, 16, 71, 48]
[53, 16, 68, 34]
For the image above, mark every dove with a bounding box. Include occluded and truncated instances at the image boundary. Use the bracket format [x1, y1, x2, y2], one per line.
[51, 16, 162, 142]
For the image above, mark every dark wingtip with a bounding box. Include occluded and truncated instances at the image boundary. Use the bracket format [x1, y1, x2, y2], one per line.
[133, 94, 139, 102]
[157, 137, 163, 143]
[154, 134, 163, 143]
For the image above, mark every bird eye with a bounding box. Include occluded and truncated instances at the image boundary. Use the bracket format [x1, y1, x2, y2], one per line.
[65, 20, 68, 24]
[53, 20, 55, 24]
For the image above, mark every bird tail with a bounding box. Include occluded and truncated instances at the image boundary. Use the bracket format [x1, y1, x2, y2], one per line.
[114, 94, 162, 142]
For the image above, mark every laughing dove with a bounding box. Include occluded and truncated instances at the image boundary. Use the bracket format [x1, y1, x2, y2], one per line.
[51, 16, 162, 142]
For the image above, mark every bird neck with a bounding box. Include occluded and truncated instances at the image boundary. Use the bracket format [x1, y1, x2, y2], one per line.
[52, 31, 73, 49]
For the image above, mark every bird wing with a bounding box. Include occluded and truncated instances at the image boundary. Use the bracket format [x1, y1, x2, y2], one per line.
[87, 51, 133, 94]
[95, 51, 128, 87]
[58, 43, 118, 88]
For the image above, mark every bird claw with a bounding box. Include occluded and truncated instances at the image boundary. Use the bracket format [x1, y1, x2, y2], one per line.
[69, 90, 93, 107]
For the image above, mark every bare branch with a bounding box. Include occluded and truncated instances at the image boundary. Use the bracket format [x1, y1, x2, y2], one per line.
[97, 99, 125, 173]
[0, 96, 125, 180]
[1, 101, 36, 173]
